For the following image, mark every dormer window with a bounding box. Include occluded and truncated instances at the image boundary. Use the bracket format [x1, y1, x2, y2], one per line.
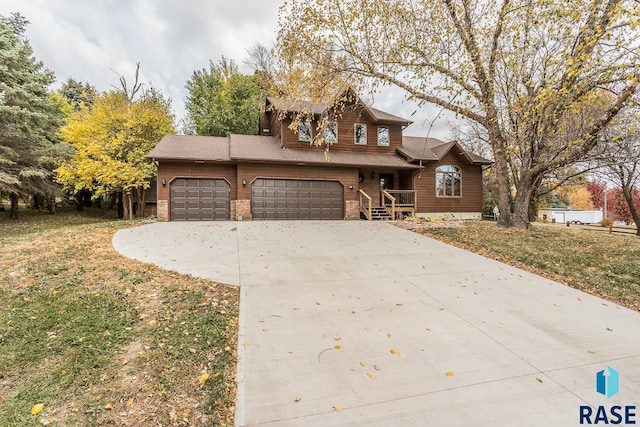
[377, 126, 389, 146]
[354, 123, 367, 144]
[325, 121, 337, 144]
[298, 121, 312, 142]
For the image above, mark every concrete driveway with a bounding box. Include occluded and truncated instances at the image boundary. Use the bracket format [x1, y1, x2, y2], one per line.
[113, 221, 640, 426]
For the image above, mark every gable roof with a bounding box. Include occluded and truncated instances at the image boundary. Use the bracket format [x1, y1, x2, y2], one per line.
[398, 136, 493, 165]
[148, 134, 419, 169]
[266, 94, 412, 126]
[147, 134, 231, 161]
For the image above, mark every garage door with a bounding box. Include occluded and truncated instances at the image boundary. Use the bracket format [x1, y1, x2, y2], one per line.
[170, 178, 229, 221]
[252, 179, 343, 220]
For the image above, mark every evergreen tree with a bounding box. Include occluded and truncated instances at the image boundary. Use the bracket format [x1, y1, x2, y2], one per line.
[0, 13, 64, 219]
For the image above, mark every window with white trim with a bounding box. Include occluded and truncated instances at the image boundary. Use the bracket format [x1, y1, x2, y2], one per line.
[377, 126, 389, 146]
[436, 165, 461, 197]
[354, 123, 367, 144]
[298, 121, 312, 142]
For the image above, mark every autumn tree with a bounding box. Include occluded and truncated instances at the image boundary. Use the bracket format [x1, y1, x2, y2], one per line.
[596, 106, 640, 234]
[275, 0, 640, 227]
[0, 13, 67, 219]
[183, 57, 266, 136]
[56, 69, 175, 220]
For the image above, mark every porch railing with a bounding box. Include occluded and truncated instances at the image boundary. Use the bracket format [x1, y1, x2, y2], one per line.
[359, 189, 372, 221]
[383, 190, 417, 218]
[381, 190, 396, 219]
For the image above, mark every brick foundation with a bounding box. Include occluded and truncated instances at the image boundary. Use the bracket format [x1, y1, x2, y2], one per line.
[157, 200, 169, 221]
[235, 200, 251, 220]
[345, 200, 359, 220]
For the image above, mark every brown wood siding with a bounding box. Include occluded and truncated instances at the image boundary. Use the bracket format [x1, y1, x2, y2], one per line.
[157, 161, 237, 203]
[279, 111, 403, 154]
[414, 152, 483, 213]
[237, 162, 358, 202]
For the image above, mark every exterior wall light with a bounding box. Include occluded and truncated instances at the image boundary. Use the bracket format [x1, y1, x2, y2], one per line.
[161, 179, 166, 186]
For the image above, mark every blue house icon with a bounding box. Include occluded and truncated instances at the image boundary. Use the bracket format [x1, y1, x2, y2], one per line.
[596, 366, 620, 398]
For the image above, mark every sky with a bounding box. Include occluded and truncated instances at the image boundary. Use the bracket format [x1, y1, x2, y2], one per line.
[0, 0, 457, 139]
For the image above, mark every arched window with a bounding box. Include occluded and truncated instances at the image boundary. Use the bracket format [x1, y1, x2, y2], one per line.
[436, 165, 461, 197]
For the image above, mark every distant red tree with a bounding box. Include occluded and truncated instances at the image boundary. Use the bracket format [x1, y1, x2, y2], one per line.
[587, 181, 606, 209]
[612, 187, 640, 224]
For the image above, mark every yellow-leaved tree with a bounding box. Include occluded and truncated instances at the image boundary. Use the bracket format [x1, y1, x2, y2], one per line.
[56, 84, 174, 219]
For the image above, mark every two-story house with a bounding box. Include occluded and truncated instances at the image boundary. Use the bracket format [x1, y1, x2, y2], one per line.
[147, 90, 492, 221]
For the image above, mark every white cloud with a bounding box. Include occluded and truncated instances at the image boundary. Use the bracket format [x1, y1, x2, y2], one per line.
[0, 0, 457, 139]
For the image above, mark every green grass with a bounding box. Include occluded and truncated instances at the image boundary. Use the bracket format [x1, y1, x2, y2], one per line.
[417, 221, 640, 311]
[0, 209, 239, 426]
[0, 207, 121, 246]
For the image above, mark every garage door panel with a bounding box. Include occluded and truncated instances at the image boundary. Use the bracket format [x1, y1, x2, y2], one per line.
[170, 178, 229, 221]
[252, 178, 343, 220]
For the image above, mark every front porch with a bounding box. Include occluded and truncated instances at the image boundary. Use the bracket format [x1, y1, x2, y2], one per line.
[359, 189, 417, 220]
[357, 169, 417, 220]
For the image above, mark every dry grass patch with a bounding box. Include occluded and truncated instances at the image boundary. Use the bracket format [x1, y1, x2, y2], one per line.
[416, 221, 640, 311]
[0, 211, 239, 426]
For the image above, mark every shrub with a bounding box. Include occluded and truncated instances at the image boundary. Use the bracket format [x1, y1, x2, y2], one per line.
[601, 217, 613, 227]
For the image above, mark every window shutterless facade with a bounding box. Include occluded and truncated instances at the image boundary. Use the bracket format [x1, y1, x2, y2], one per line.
[436, 165, 461, 197]
[325, 121, 337, 144]
[354, 123, 367, 144]
[298, 121, 312, 142]
[377, 126, 389, 146]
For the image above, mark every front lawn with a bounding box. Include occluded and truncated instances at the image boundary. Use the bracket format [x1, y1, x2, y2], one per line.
[417, 221, 640, 311]
[0, 209, 239, 426]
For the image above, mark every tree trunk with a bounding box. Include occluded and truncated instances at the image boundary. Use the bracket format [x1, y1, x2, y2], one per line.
[32, 193, 42, 210]
[511, 175, 538, 228]
[117, 192, 124, 219]
[10, 192, 19, 220]
[137, 187, 146, 218]
[621, 186, 640, 236]
[47, 194, 56, 214]
[122, 192, 134, 220]
[490, 135, 514, 227]
[75, 191, 84, 212]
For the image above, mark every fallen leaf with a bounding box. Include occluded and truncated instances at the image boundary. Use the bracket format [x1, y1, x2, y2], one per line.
[374, 364, 380, 371]
[334, 336, 341, 341]
[294, 397, 302, 402]
[199, 372, 210, 388]
[445, 371, 454, 377]
[333, 405, 342, 412]
[31, 403, 44, 415]
[536, 377, 543, 383]
[390, 349, 398, 355]
[334, 345, 341, 350]
[386, 332, 392, 338]
[588, 350, 596, 354]
[104, 403, 114, 410]
[367, 372, 374, 378]
[395, 303, 403, 307]
[359, 361, 365, 367]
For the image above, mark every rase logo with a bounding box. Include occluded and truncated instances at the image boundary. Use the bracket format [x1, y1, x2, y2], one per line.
[597, 366, 620, 399]
[580, 366, 636, 425]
